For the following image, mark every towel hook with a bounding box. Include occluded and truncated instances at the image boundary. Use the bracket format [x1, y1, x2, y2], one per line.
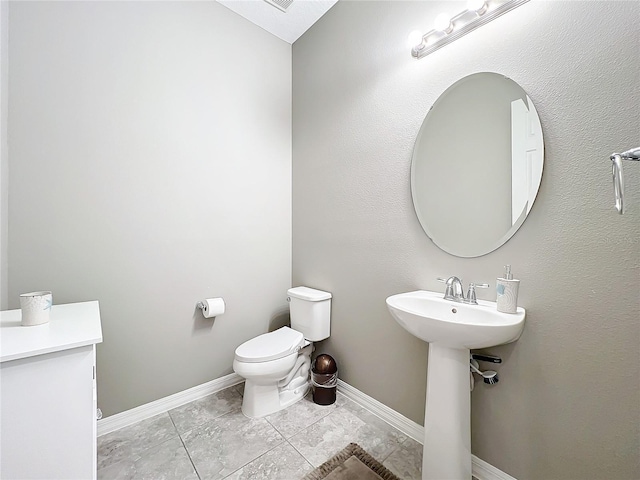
[610, 147, 639, 214]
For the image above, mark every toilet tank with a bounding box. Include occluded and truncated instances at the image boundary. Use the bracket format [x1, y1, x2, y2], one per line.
[287, 287, 332, 342]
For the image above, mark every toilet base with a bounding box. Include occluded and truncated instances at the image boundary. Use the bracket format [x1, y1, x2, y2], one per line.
[236, 342, 313, 418]
[242, 379, 310, 418]
[242, 343, 313, 418]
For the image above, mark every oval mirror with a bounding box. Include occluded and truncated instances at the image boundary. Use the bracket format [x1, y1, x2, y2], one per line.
[411, 72, 544, 257]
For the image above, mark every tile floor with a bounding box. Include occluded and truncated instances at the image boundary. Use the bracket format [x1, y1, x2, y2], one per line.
[97, 383, 423, 480]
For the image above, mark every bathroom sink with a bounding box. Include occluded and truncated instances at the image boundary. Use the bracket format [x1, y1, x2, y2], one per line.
[386, 290, 525, 349]
[386, 289, 526, 479]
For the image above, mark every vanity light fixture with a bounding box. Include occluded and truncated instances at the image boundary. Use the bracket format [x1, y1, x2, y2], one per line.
[433, 13, 454, 34]
[406, 30, 425, 49]
[408, 0, 529, 59]
[468, 0, 489, 15]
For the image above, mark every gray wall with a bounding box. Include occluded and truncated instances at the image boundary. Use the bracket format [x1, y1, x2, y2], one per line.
[8, 1, 291, 417]
[0, 0, 7, 309]
[293, 2, 639, 479]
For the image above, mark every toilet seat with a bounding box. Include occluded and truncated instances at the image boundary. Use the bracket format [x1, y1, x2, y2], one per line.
[235, 327, 305, 363]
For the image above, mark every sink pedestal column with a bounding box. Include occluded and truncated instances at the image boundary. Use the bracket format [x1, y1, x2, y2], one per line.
[422, 344, 471, 480]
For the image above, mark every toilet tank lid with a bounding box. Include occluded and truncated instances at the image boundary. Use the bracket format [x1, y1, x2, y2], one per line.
[235, 327, 305, 363]
[288, 286, 332, 301]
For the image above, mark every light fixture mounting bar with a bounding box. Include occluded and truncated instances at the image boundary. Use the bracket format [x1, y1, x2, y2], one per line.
[412, 0, 530, 59]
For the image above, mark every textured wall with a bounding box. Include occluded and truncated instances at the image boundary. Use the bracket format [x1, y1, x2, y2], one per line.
[293, 1, 639, 478]
[8, 1, 291, 416]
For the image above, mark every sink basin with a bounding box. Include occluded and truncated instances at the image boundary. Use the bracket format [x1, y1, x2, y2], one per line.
[386, 290, 525, 349]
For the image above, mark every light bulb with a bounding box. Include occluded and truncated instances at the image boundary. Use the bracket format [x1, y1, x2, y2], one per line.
[434, 13, 453, 33]
[407, 30, 425, 50]
[467, 0, 488, 15]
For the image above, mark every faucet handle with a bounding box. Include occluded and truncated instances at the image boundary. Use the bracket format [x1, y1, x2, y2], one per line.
[464, 283, 489, 305]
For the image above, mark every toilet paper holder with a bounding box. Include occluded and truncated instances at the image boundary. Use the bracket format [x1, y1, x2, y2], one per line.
[196, 297, 226, 318]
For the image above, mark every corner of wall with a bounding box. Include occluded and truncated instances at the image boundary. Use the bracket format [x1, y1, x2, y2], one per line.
[0, 0, 9, 310]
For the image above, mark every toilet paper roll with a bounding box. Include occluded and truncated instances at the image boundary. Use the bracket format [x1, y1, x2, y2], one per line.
[201, 297, 225, 318]
[20, 291, 53, 326]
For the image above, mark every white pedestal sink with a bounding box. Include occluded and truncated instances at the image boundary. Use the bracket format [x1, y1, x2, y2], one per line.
[386, 290, 525, 480]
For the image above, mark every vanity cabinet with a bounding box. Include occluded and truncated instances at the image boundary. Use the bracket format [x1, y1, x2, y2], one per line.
[0, 301, 103, 480]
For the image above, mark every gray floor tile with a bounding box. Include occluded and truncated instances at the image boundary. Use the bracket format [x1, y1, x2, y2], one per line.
[169, 386, 243, 434]
[97, 413, 178, 470]
[339, 396, 402, 434]
[182, 409, 285, 480]
[97, 437, 198, 480]
[287, 406, 406, 468]
[234, 382, 245, 397]
[338, 396, 408, 457]
[97, 384, 416, 480]
[223, 442, 313, 480]
[383, 437, 423, 480]
[265, 392, 338, 438]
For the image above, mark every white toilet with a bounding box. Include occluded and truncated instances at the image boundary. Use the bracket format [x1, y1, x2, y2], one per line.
[233, 286, 331, 418]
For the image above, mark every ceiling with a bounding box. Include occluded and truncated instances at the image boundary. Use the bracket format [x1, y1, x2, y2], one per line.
[216, 0, 338, 44]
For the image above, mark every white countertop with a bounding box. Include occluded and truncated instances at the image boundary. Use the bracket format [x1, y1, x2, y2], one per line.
[0, 301, 103, 363]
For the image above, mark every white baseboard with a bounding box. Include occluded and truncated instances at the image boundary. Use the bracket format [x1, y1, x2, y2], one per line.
[336, 379, 516, 480]
[97, 373, 243, 437]
[471, 456, 518, 480]
[337, 379, 424, 443]
[98, 373, 515, 480]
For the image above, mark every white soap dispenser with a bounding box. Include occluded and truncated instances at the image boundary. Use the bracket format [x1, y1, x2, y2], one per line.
[496, 265, 520, 314]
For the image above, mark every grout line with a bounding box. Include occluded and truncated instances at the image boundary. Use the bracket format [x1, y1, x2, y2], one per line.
[263, 415, 288, 439]
[328, 392, 408, 465]
[97, 413, 183, 473]
[285, 438, 316, 470]
[377, 444, 400, 464]
[263, 393, 335, 441]
[98, 435, 184, 477]
[102, 384, 414, 478]
[195, 394, 289, 479]
[269, 391, 405, 469]
[220, 434, 288, 479]
[177, 405, 242, 437]
[178, 435, 202, 480]
[170, 414, 202, 480]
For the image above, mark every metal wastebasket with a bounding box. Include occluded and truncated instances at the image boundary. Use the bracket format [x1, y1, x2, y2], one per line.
[312, 354, 337, 405]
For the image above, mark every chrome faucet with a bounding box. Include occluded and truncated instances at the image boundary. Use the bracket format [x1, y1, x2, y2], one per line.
[437, 276, 465, 302]
[437, 277, 489, 305]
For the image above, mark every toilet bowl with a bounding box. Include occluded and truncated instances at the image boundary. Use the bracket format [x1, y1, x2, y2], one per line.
[233, 327, 312, 418]
[233, 287, 332, 418]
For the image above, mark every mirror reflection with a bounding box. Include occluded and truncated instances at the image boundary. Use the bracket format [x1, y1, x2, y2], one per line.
[411, 72, 544, 257]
